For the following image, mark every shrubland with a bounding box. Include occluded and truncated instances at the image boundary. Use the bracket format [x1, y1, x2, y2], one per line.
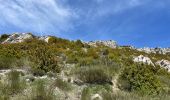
[0, 35, 170, 100]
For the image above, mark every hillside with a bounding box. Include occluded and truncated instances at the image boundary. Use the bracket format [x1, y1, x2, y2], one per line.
[0, 33, 170, 100]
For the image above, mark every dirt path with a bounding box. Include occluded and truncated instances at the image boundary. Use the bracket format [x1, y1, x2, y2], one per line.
[112, 74, 120, 92]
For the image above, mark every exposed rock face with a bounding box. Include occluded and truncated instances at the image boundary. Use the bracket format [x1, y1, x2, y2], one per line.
[2, 33, 33, 44]
[133, 55, 154, 66]
[156, 60, 170, 72]
[38, 36, 51, 43]
[91, 94, 103, 100]
[1, 33, 53, 44]
[137, 47, 170, 55]
[86, 40, 117, 48]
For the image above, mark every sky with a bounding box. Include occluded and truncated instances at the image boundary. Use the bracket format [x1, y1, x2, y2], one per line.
[0, 0, 170, 47]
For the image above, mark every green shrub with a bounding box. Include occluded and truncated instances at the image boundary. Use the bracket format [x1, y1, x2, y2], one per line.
[31, 68, 46, 76]
[81, 87, 91, 100]
[7, 70, 26, 95]
[81, 85, 112, 100]
[52, 78, 72, 91]
[28, 46, 62, 73]
[78, 66, 112, 84]
[0, 34, 9, 42]
[0, 56, 21, 69]
[0, 82, 10, 100]
[119, 64, 163, 95]
[31, 79, 55, 100]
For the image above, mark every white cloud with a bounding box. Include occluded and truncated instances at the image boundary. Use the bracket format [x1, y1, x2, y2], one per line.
[0, 0, 76, 34]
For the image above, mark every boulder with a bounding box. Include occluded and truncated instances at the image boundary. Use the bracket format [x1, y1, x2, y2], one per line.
[156, 60, 170, 72]
[133, 55, 154, 66]
[91, 94, 103, 100]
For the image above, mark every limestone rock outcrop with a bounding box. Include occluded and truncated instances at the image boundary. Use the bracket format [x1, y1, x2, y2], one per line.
[133, 55, 154, 66]
[2, 33, 33, 44]
[38, 36, 51, 43]
[156, 60, 170, 72]
[137, 47, 170, 55]
[86, 40, 117, 48]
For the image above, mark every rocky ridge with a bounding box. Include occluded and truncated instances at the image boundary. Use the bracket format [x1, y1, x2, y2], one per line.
[1, 33, 52, 44]
[2, 33, 170, 56]
[136, 47, 170, 55]
[2, 33, 33, 44]
[86, 40, 117, 48]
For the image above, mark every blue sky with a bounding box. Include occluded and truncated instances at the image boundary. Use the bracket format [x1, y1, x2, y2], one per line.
[0, 0, 170, 47]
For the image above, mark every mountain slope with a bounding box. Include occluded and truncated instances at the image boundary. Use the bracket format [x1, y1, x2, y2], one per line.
[0, 33, 170, 100]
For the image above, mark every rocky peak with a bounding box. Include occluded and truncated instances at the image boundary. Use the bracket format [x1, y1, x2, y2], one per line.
[2, 33, 33, 44]
[86, 40, 117, 48]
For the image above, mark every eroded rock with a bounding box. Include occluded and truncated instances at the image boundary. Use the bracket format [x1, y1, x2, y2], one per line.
[156, 60, 170, 72]
[133, 55, 155, 66]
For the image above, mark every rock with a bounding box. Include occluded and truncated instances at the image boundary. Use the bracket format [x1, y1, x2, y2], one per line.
[2, 33, 33, 44]
[91, 94, 103, 100]
[85, 40, 117, 48]
[38, 36, 51, 43]
[137, 47, 170, 55]
[39, 75, 48, 79]
[156, 60, 170, 72]
[133, 55, 155, 66]
[74, 79, 84, 86]
[25, 75, 35, 82]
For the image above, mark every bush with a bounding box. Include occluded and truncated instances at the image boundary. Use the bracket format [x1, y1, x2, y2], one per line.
[78, 66, 112, 84]
[0, 56, 17, 69]
[0, 82, 10, 100]
[28, 46, 62, 73]
[7, 70, 26, 95]
[81, 87, 91, 100]
[81, 85, 112, 100]
[0, 34, 9, 42]
[119, 64, 163, 95]
[52, 78, 72, 91]
[31, 68, 46, 76]
[31, 79, 55, 100]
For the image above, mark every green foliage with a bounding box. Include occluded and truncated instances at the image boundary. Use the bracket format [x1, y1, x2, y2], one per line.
[0, 56, 16, 69]
[31, 79, 56, 100]
[0, 82, 10, 100]
[78, 65, 112, 84]
[28, 45, 62, 73]
[75, 40, 84, 47]
[7, 70, 26, 95]
[81, 87, 91, 100]
[0, 34, 9, 42]
[52, 78, 72, 91]
[81, 85, 112, 100]
[119, 64, 163, 95]
[0, 70, 26, 99]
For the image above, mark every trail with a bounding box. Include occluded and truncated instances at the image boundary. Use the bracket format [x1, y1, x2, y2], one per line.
[112, 73, 120, 92]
